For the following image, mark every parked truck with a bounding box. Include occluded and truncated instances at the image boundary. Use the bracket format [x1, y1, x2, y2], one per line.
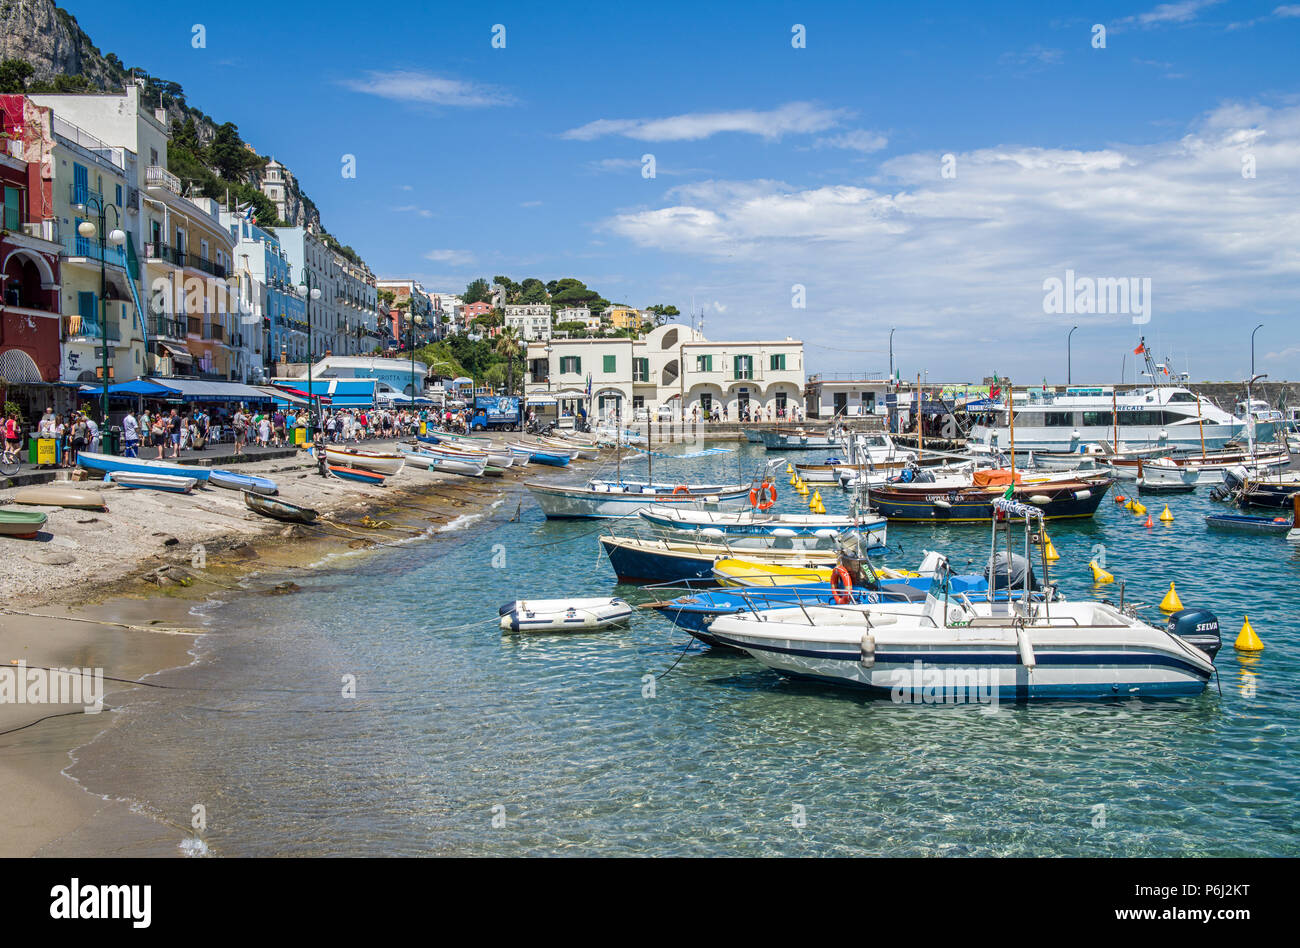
[470, 395, 521, 431]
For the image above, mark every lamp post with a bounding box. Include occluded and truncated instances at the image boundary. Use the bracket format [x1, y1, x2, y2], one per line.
[1067, 325, 1078, 385]
[406, 308, 423, 404]
[73, 198, 126, 432]
[1251, 323, 1264, 377]
[296, 269, 322, 434]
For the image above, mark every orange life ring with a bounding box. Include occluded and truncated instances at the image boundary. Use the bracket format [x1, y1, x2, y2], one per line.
[673, 484, 690, 495]
[831, 565, 853, 605]
[751, 480, 777, 511]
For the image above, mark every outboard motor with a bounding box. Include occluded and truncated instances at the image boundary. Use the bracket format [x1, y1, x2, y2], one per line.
[984, 552, 1039, 592]
[1221, 465, 1250, 493]
[1166, 608, 1221, 661]
[912, 468, 936, 483]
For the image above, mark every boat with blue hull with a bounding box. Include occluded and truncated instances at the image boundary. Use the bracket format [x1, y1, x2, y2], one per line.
[600, 534, 838, 585]
[759, 427, 842, 451]
[76, 451, 210, 482]
[508, 444, 571, 466]
[638, 506, 887, 550]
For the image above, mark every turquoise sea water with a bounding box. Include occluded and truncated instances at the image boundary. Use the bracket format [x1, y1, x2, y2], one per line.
[72, 444, 1299, 856]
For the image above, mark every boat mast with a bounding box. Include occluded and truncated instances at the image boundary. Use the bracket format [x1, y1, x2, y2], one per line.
[1007, 378, 1015, 472]
[916, 373, 923, 462]
[1112, 389, 1119, 452]
[1197, 393, 1207, 459]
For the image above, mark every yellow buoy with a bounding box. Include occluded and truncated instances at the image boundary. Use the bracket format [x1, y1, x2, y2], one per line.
[786, 462, 794, 474]
[1043, 536, 1060, 561]
[1234, 616, 1264, 652]
[1124, 499, 1134, 511]
[1089, 560, 1113, 584]
[1159, 505, 1173, 522]
[1132, 502, 1147, 516]
[1159, 582, 1183, 612]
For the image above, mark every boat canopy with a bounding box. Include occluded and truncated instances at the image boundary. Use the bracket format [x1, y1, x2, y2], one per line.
[972, 469, 1022, 487]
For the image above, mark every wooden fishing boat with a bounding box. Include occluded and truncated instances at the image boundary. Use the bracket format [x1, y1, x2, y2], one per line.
[108, 471, 198, 493]
[869, 473, 1113, 522]
[0, 509, 47, 539]
[398, 446, 487, 477]
[599, 534, 843, 584]
[323, 446, 405, 476]
[508, 443, 570, 467]
[1205, 512, 1293, 534]
[209, 470, 278, 495]
[528, 481, 751, 518]
[639, 506, 888, 550]
[328, 465, 386, 485]
[76, 451, 210, 481]
[11, 486, 108, 511]
[243, 490, 318, 523]
[1107, 445, 1290, 483]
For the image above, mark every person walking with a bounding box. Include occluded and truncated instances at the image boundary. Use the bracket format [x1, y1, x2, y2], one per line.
[122, 409, 139, 458]
[166, 409, 182, 459]
[233, 407, 247, 456]
[2, 412, 21, 468]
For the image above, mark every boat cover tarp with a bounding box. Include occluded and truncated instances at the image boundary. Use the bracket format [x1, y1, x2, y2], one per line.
[972, 469, 1022, 487]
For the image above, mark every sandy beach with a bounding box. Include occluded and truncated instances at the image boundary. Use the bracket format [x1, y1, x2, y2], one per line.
[0, 441, 567, 856]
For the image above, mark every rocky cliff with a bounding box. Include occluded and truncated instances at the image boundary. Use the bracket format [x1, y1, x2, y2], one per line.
[0, 0, 320, 230]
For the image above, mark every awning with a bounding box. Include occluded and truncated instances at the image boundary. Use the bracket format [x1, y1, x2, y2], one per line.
[160, 343, 194, 366]
[526, 395, 558, 405]
[145, 377, 274, 403]
[552, 389, 587, 399]
[261, 386, 310, 407]
[270, 378, 376, 406]
[79, 379, 181, 398]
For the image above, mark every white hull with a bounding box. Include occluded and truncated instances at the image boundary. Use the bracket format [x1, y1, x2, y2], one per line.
[323, 447, 405, 476]
[499, 597, 632, 632]
[528, 483, 752, 519]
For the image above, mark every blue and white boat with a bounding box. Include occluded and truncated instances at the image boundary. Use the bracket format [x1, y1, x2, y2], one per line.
[209, 470, 278, 495]
[706, 499, 1222, 701]
[77, 451, 210, 482]
[529, 481, 752, 519]
[638, 507, 887, 550]
[508, 443, 571, 467]
[106, 471, 198, 493]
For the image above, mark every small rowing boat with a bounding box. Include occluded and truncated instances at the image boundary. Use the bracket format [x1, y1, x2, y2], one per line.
[209, 470, 278, 495]
[0, 509, 47, 539]
[243, 491, 318, 523]
[322, 446, 405, 476]
[107, 471, 198, 493]
[498, 597, 633, 633]
[328, 464, 386, 485]
[398, 446, 487, 477]
[76, 451, 210, 481]
[11, 486, 108, 511]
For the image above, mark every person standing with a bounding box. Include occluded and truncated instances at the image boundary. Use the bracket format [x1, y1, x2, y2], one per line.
[166, 409, 182, 459]
[2, 412, 21, 467]
[85, 413, 99, 454]
[122, 409, 139, 458]
[233, 406, 247, 456]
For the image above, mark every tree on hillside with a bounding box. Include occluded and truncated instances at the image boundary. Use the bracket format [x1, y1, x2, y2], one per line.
[646, 304, 680, 323]
[464, 278, 492, 304]
[519, 278, 549, 304]
[550, 278, 600, 308]
[208, 122, 261, 182]
[0, 60, 35, 93]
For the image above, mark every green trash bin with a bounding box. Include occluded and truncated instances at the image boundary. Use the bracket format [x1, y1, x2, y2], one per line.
[102, 428, 120, 456]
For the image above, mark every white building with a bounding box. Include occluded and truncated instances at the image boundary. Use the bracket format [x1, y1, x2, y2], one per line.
[554, 307, 600, 331]
[806, 373, 890, 419]
[526, 324, 805, 421]
[504, 303, 552, 341]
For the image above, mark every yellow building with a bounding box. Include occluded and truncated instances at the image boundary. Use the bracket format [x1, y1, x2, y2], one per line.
[606, 306, 648, 332]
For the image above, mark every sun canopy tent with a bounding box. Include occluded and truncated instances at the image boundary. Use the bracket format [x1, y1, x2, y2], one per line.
[145, 378, 275, 403]
[79, 379, 180, 398]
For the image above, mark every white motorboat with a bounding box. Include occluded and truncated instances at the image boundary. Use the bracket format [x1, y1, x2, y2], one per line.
[498, 597, 633, 633]
[638, 506, 887, 551]
[1120, 449, 1290, 486]
[706, 499, 1221, 700]
[527, 480, 753, 519]
[397, 446, 486, 477]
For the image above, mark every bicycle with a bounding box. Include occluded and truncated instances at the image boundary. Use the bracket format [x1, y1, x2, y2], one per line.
[0, 447, 20, 478]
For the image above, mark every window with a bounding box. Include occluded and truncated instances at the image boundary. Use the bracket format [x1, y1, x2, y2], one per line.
[1081, 411, 1113, 427]
[603, 354, 616, 374]
[734, 354, 753, 379]
[559, 355, 581, 374]
[633, 357, 649, 382]
[150, 148, 159, 166]
[695, 354, 712, 372]
[2, 185, 21, 231]
[115, 183, 122, 206]
[1043, 411, 1074, 427]
[700, 393, 713, 412]
[77, 291, 97, 333]
[770, 353, 786, 371]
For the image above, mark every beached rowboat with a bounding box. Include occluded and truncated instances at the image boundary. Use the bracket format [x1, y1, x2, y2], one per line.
[243, 491, 318, 523]
[0, 509, 47, 539]
[323, 447, 405, 476]
[107, 471, 198, 493]
[11, 486, 108, 511]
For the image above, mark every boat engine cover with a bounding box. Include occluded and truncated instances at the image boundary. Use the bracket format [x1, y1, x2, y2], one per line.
[1166, 608, 1221, 661]
[984, 552, 1040, 592]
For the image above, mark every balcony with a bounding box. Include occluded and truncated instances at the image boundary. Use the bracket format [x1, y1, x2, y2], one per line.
[146, 165, 181, 195]
[203, 323, 224, 342]
[149, 315, 187, 341]
[21, 220, 59, 243]
[145, 241, 185, 268]
[64, 315, 121, 342]
[61, 235, 128, 269]
[187, 254, 228, 279]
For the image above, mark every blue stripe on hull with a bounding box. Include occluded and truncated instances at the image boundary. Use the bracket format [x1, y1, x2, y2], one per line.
[773, 667, 1208, 700]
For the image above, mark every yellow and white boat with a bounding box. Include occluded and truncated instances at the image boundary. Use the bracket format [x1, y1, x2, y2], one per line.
[712, 557, 919, 587]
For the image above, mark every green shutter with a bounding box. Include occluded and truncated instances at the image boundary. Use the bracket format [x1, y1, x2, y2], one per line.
[603, 354, 615, 373]
[3, 186, 21, 231]
[770, 353, 785, 371]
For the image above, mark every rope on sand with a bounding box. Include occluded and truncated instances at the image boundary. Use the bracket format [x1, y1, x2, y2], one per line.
[0, 608, 202, 636]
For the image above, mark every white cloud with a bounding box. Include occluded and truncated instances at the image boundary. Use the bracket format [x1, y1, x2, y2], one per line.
[561, 102, 850, 142]
[1118, 0, 1221, 28]
[812, 130, 889, 153]
[602, 102, 1300, 376]
[340, 70, 513, 107]
[424, 249, 476, 266]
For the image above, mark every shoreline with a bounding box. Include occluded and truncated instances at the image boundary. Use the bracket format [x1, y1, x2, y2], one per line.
[0, 440, 578, 856]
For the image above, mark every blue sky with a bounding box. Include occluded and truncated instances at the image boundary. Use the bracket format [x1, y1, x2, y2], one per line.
[78, 0, 1300, 383]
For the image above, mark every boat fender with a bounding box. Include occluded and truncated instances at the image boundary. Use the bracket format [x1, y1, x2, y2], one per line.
[1016, 627, 1036, 668]
[934, 499, 952, 509]
[859, 631, 876, 667]
[1073, 489, 1091, 501]
[704, 495, 720, 504]
[1028, 494, 1052, 505]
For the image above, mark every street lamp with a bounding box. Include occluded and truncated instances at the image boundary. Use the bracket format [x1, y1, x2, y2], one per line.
[1251, 323, 1264, 377]
[405, 309, 423, 402]
[296, 270, 322, 434]
[1067, 325, 1078, 385]
[74, 200, 126, 434]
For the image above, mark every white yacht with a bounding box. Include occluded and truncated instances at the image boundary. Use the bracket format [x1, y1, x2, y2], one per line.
[969, 385, 1261, 453]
